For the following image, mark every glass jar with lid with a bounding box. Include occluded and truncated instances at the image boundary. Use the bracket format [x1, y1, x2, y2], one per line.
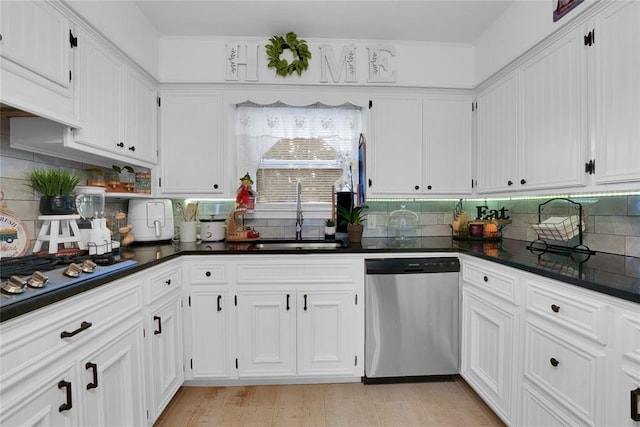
[388, 204, 420, 240]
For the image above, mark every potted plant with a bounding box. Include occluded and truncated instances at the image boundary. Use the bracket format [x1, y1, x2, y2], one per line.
[85, 168, 106, 187]
[110, 165, 135, 192]
[26, 168, 84, 215]
[324, 219, 336, 238]
[337, 204, 368, 243]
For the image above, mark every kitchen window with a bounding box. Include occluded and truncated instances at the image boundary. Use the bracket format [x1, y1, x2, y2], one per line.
[236, 102, 363, 207]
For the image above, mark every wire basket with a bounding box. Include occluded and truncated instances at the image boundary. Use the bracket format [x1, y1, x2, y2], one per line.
[530, 215, 584, 241]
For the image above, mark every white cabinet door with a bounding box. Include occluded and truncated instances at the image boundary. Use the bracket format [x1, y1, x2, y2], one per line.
[81, 320, 146, 427]
[73, 27, 157, 167]
[520, 30, 588, 191]
[148, 295, 183, 421]
[158, 90, 225, 195]
[0, 0, 71, 90]
[608, 305, 640, 426]
[74, 27, 122, 155]
[593, 1, 640, 185]
[297, 290, 356, 376]
[237, 291, 296, 377]
[368, 94, 423, 196]
[476, 72, 520, 194]
[189, 288, 231, 379]
[122, 67, 157, 164]
[423, 95, 473, 195]
[0, 0, 77, 126]
[461, 288, 516, 425]
[0, 362, 77, 426]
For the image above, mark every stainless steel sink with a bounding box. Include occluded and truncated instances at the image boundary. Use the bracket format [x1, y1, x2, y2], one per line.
[253, 239, 346, 250]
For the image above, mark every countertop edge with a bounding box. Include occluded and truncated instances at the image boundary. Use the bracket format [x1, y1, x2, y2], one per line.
[1, 242, 638, 323]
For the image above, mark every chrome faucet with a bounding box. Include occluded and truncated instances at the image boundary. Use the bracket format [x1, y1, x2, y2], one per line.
[295, 181, 303, 240]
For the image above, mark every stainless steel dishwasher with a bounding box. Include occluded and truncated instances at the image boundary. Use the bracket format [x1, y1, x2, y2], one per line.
[364, 257, 460, 383]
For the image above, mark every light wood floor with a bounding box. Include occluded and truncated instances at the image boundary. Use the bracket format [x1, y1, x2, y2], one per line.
[154, 379, 505, 427]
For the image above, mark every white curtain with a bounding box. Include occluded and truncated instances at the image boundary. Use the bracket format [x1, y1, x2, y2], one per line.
[235, 102, 363, 190]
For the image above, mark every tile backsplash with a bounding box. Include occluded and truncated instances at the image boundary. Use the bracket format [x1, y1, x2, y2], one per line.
[2, 117, 639, 257]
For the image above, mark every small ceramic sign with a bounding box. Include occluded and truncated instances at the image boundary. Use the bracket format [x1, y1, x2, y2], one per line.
[0, 212, 30, 257]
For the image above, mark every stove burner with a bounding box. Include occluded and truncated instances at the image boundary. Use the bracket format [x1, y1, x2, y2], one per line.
[0, 254, 116, 279]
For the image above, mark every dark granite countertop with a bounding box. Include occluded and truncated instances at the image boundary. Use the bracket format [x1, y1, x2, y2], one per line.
[2, 237, 638, 323]
[121, 236, 640, 303]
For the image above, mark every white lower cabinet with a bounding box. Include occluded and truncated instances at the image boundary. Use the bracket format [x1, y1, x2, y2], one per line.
[144, 262, 184, 424]
[236, 288, 357, 378]
[189, 287, 231, 379]
[607, 304, 640, 426]
[521, 277, 609, 426]
[80, 319, 146, 427]
[461, 258, 521, 425]
[0, 274, 146, 426]
[460, 255, 639, 426]
[0, 361, 78, 426]
[183, 259, 231, 380]
[236, 290, 296, 377]
[184, 255, 364, 383]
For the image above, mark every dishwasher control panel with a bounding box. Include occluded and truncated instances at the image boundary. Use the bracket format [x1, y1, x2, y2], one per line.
[365, 257, 460, 274]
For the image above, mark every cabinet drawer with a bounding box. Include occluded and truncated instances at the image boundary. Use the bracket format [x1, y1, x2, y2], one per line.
[148, 265, 180, 305]
[526, 279, 609, 345]
[524, 322, 605, 425]
[187, 262, 227, 284]
[236, 260, 357, 285]
[0, 277, 142, 384]
[462, 261, 519, 305]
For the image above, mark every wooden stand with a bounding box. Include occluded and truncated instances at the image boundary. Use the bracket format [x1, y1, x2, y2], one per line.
[33, 214, 82, 254]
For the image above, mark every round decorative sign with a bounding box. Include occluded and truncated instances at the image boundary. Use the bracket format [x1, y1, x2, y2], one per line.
[0, 211, 30, 257]
[266, 32, 312, 77]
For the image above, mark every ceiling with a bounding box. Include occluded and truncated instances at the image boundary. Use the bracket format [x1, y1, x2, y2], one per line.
[132, 1, 512, 44]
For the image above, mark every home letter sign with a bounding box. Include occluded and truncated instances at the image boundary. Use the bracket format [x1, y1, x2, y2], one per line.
[225, 43, 259, 81]
[366, 44, 397, 83]
[318, 44, 357, 83]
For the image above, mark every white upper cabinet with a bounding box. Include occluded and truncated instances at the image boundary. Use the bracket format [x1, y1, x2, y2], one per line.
[74, 27, 157, 166]
[0, 0, 78, 126]
[368, 93, 472, 197]
[0, 0, 71, 89]
[519, 29, 588, 191]
[157, 90, 225, 195]
[74, 28, 122, 156]
[368, 94, 423, 196]
[423, 94, 473, 195]
[591, 1, 640, 185]
[476, 72, 520, 194]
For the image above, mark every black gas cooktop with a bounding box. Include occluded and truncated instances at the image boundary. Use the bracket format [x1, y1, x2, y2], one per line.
[0, 253, 137, 311]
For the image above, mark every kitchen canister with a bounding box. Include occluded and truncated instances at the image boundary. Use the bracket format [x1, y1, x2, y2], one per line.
[179, 221, 197, 242]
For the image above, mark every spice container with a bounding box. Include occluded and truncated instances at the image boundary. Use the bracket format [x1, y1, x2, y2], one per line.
[468, 222, 484, 238]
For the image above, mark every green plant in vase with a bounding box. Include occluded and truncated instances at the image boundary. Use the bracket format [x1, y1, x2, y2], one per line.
[337, 204, 368, 243]
[26, 168, 84, 215]
[111, 165, 135, 192]
[324, 218, 336, 237]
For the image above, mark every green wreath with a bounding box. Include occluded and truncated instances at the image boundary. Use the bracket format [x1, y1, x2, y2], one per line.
[266, 32, 312, 77]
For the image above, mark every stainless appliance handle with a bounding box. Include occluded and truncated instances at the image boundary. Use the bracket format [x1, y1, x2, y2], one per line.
[154, 219, 161, 237]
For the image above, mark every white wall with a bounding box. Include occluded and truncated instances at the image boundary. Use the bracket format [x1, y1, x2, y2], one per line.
[159, 37, 476, 88]
[475, 0, 598, 84]
[66, 0, 160, 79]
